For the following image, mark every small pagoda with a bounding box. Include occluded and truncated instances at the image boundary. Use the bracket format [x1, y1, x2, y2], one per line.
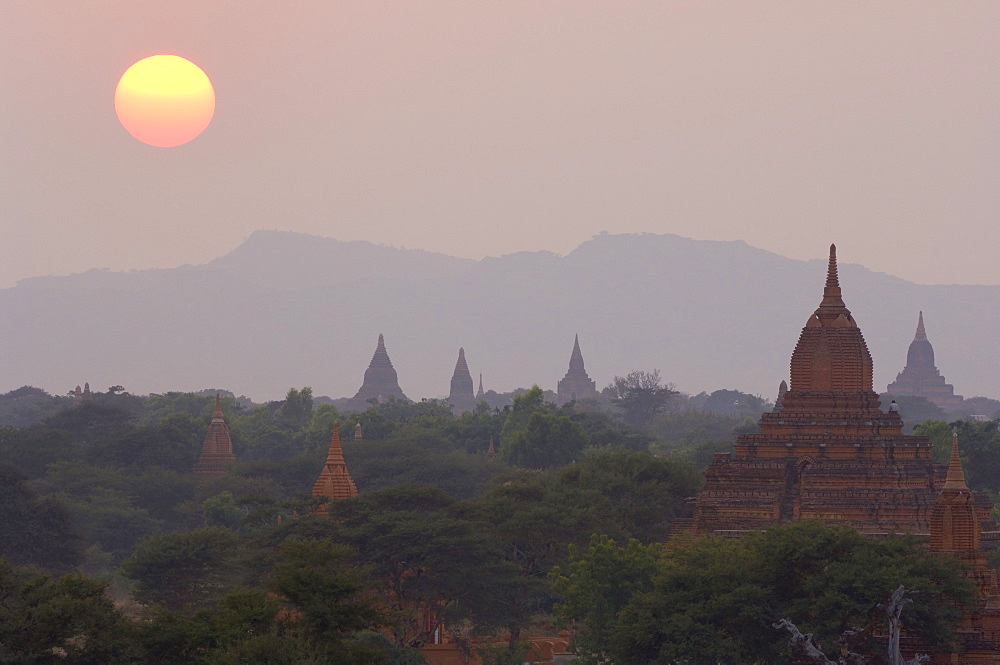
[346, 334, 409, 411]
[917, 433, 1000, 663]
[886, 312, 963, 409]
[556, 334, 596, 405]
[312, 423, 358, 517]
[447, 348, 477, 413]
[193, 394, 237, 478]
[675, 246, 956, 538]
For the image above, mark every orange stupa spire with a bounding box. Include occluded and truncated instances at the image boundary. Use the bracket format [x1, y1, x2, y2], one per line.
[193, 394, 237, 478]
[312, 423, 358, 516]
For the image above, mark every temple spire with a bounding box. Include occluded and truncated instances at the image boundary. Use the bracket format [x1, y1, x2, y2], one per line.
[943, 430, 970, 491]
[312, 422, 358, 515]
[477, 373, 484, 399]
[819, 243, 846, 309]
[448, 347, 476, 413]
[194, 393, 236, 478]
[914, 311, 927, 342]
[486, 436, 496, 461]
[557, 334, 596, 404]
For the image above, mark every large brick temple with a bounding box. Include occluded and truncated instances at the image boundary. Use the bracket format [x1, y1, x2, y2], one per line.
[345, 333, 409, 411]
[886, 311, 963, 409]
[674, 245, 992, 539]
[556, 334, 597, 405]
[447, 347, 477, 413]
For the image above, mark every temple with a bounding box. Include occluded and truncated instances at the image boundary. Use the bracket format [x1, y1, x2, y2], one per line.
[447, 348, 477, 413]
[556, 335, 597, 405]
[72, 382, 93, 406]
[915, 433, 1000, 663]
[311, 422, 358, 517]
[193, 394, 237, 478]
[477, 373, 484, 400]
[345, 334, 409, 411]
[674, 245, 965, 538]
[886, 312, 963, 409]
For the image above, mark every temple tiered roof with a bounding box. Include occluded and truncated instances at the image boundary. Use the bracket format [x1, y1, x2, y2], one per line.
[448, 347, 476, 413]
[556, 334, 596, 404]
[886, 312, 963, 409]
[193, 394, 236, 478]
[312, 423, 358, 516]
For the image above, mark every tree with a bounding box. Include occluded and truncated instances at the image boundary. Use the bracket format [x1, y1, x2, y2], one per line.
[601, 522, 972, 665]
[552, 534, 662, 664]
[500, 411, 588, 469]
[0, 463, 84, 572]
[0, 559, 138, 664]
[607, 370, 677, 429]
[122, 527, 240, 610]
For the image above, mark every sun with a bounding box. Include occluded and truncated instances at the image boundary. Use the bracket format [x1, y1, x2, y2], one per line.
[115, 55, 215, 148]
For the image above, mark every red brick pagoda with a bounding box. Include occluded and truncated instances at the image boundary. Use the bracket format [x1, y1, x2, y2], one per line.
[886, 312, 963, 410]
[556, 334, 597, 405]
[676, 245, 952, 537]
[447, 347, 477, 413]
[193, 394, 237, 478]
[345, 333, 409, 411]
[312, 422, 358, 517]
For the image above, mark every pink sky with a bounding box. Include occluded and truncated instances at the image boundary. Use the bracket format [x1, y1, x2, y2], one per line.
[3, 2, 998, 288]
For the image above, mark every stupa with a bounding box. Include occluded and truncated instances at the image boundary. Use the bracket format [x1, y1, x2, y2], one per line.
[556, 335, 596, 405]
[193, 394, 237, 478]
[675, 245, 957, 537]
[886, 312, 963, 409]
[916, 433, 1000, 663]
[312, 423, 358, 517]
[345, 334, 409, 411]
[447, 347, 477, 413]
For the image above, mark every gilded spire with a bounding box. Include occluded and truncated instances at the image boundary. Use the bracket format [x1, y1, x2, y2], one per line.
[914, 311, 927, 342]
[943, 430, 969, 491]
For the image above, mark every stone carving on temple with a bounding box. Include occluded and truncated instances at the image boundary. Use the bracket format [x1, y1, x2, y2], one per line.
[312, 422, 358, 517]
[672, 245, 985, 540]
[193, 394, 237, 478]
[556, 334, 597, 405]
[886, 312, 963, 409]
[447, 347, 477, 413]
[345, 333, 409, 411]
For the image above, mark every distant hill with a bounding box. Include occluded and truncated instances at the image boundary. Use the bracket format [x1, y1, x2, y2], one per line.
[1, 231, 997, 405]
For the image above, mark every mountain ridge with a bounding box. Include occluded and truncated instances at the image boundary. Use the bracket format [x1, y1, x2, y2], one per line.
[1, 231, 996, 403]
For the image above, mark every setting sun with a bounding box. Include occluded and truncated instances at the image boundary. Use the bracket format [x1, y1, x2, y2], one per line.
[114, 55, 215, 148]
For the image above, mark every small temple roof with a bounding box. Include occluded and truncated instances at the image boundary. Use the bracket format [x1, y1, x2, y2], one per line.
[312, 423, 358, 508]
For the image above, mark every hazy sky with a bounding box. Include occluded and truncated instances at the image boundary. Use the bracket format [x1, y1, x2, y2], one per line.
[3, 2, 998, 289]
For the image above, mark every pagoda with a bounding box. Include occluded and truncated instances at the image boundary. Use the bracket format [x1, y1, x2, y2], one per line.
[312, 422, 358, 517]
[556, 335, 597, 405]
[886, 312, 963, 409]
[193, 394, 237, 478]
[346, 334, 409, 411]
[447, 348, 477, 413]
[917, 433, 1000, 663]
[677, 245, 951, 537]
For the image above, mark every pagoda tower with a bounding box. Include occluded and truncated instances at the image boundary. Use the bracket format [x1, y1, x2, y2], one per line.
[477, 373, 485, 400]
[193, 395, 237, 478]
[346, 334, 409, 411]
[677, 245, 953, 537]
[312, 423, 358, 517]
[556, 334, 597, 405]
[923, 433, 1000, 663]
[886, 312, 963, 409]
[448, 348, 477, 413]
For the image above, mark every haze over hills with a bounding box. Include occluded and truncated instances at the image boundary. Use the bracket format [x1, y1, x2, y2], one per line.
[1, 231, 997, 404]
